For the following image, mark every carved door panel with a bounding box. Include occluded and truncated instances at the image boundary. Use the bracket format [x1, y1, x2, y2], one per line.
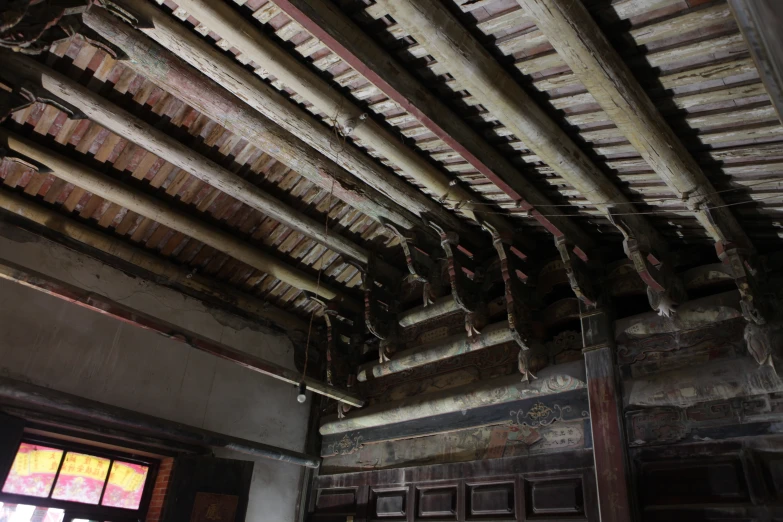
[161, 456, 253, 522]
[633, 442, 783, 521]
[310, 465, 598, 521]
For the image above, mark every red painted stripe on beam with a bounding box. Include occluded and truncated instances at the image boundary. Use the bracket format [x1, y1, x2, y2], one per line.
[272, 0, 569, 242]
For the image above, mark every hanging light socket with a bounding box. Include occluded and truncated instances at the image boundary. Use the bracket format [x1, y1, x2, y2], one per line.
[297, 382, 307, 404]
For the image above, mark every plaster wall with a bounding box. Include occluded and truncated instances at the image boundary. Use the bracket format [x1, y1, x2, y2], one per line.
[0, 224, 310, 522]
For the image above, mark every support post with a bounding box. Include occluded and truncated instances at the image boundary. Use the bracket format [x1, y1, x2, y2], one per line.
[580, 303, 634, 522]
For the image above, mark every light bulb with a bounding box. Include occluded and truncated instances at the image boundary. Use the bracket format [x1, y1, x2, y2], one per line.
[297, 382, 307, 404]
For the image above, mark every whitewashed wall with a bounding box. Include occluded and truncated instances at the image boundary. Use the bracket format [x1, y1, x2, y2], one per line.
[0, 224, 311, 522]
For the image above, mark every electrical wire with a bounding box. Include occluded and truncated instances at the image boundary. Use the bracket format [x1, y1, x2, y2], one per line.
[437, 193, 783, 218]
[439, 178, 783, 210]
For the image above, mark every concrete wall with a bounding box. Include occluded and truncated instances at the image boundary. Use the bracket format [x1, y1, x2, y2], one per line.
[0, 223, 310, 522]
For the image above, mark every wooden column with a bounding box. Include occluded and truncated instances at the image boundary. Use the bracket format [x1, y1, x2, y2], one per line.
[580, 304, 633, 522]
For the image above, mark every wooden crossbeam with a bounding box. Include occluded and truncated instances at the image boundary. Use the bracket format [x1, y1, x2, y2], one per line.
[517, 0, 752, 251]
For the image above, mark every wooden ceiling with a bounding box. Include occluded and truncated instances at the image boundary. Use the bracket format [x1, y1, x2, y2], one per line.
[1, 0, 782, 328]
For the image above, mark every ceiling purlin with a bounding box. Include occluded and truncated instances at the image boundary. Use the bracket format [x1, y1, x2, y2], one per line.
[515, 0, 763, 323]
[265, 0, 595, 258]
[81, 4, 443, 255]
[157, 0, 540, 252]
[0, 26, 390, 321]
[0, 189, 310, 333]
[0, 50, 400, 282]
[0, 128, 361, 311]
[376, 0, 686, 311]
[109, 0, 493, 250]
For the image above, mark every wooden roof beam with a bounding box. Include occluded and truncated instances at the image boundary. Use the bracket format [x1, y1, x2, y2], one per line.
[0, 190, 310, 334]
[517, 0, 752, 251]
[379, 0, 677, 308]
[267, 0, 594, 255]
[0, 129, 360, 312]
[0, 51, 399, 278]
[515, 0, 758, 320]
[730, 0, 783, 125]
[134, 0, 518, 247]
[80, 6, 435, 246]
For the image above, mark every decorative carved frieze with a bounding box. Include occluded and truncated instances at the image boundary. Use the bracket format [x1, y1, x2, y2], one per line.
[510, 401, 588, 428]
[626, 392, 783, 446]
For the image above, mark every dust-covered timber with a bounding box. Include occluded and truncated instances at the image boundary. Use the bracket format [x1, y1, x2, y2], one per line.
[0, 51, 392, 273]
[90, 1, 485, 247]
[0, 129, 359, 311]
[80, 6, 429, 242]
[158, 0, 517, 239]
[271, 0, 593, 252]
[517, 0, 752, 249]
[377, 0, 667, 257]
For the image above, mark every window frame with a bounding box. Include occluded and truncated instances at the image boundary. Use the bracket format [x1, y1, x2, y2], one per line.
[0, 434, 159, 522]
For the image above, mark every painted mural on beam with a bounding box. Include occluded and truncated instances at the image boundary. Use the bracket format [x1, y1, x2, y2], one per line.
[321, 419, 587, 474]
[614, 291, 742, 341]
[617, 317, 747, 377]
[361, 330, 584, 406]
[321, 361, 587, 436]
[626, 357, 783, 408]
[626, 392, 783, 446]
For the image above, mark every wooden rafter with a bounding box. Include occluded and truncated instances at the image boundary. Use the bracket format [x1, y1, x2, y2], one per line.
[80, 6, 437, 245]
[0, 128, 360, 310]
[376, 0, 679, 307]
[267, 0, 594, 254]
[0, 50, 397, 275]
[517, 0, 752, 251]
[157, 0, 522, 242]
[0, 190, 310, 334]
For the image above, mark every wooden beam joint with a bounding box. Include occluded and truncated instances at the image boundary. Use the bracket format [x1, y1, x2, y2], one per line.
[483, 222, 539, 381]
[556, 237, 598, 307]
[609, 210, 686, 316]
[716, 242, 768, 324]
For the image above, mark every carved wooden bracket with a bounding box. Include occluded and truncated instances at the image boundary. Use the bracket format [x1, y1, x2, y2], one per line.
[384, 222, 438, 306]
[608, 210, 685, 316]
[428, 222, 481, 313]
[555, 237, 597, 307]
[482, 222, 540, 381]
[716, 242, 767, 325]
[360, 256, 399, 363]
[0, 1, 127, 60]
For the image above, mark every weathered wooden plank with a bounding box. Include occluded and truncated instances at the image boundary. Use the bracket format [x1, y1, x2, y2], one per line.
[520, 0, 751, 247]
[321, 389, 589, 456]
